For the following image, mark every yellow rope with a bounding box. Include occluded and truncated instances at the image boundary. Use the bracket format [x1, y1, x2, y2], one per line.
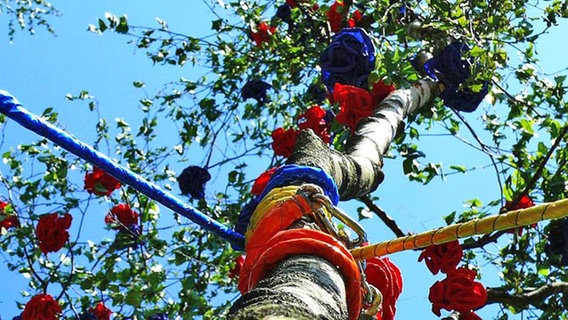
[350, 199, 568, 260]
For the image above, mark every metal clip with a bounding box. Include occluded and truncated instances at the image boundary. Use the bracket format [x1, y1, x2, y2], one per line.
[311, 192, 367, 249]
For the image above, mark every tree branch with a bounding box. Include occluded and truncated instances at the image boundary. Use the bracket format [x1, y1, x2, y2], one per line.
[288, 80, 440, 200]
[486, 282, 568, 307]
[358, 195, 406, 237]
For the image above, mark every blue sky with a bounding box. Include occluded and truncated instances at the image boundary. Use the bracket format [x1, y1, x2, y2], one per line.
[1, 1, 567, 319]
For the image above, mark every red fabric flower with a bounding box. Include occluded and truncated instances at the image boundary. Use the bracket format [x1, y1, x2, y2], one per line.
[251, 22, 276, 47]
[271, 127, 298, 157]
[251, 167, 279, 196]
[89, 302, 112, 320]
[297, 106, 331, 143]
[105, 203, 139, 229]
[419, 240, 463, 275]
[35, 213, 72, 254]
[365, 257, 403, 320]
[504, 195, 536, 235]
[327, 1, 345, 33]
[371, 80, 396, 106]
[229, 254, 246, 279]
[0, 200, 19, 230]
[21, 293, 62, 320]
[286, 0, 297, 8]
[333, 83, 375, 131]
[347, 9, 363, 28]
[429, 267, 487, 316]
[84, 167, 121, 196]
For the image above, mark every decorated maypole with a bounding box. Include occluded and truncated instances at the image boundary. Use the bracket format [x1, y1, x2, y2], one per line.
[227, 1, 487, 317]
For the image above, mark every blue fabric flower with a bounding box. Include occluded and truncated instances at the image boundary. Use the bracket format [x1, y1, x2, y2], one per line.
[424, 42, 489, 112]
[241, 80, 272, 104]
[545, 218, 568, 266]
[177, 165, 211, 199]
[149, 313, 170, 320]
[320, 28, 375, 92]
[77, 313, 98, 320]
[275, 4, 292, 24]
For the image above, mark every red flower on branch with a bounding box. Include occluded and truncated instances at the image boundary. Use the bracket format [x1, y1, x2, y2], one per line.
[327, 1, 345, 33]
[347, 9, 363, 28]
[286, 0, 297, 8]
[271, 127, 298, 157]
[35, 213, 72, 254]
[418, 240, 463, 275]
[371, 79, 396, 106]
[251, 167, 279, 196]
[364, 257, 403, 320]
[428, 267, 487, 317]
[89, 302, 112, 320]
[0, 200, 19, 230]
[251, 22, 277, 47]
[503, 195, 536, 235]
[298, 106, 331, 143]
[21, 293, 62, 320]
[229, 254, 246, 279]
[333, 83, 374, 131]
[105, 203, 139, 230]
[84, 167, 121, 196]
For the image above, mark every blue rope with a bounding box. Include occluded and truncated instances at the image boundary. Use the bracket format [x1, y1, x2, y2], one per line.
[235, 164, 339, 236]
[0, 90, 245, 249]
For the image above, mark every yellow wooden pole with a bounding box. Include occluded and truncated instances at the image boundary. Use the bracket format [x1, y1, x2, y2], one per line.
[351, 199, 568, 260]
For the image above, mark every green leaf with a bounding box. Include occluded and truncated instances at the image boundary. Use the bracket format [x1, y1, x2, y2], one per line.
[449, 165, 467, 173]
[537, 267, 550, 276]
[125, 288, 142, 307]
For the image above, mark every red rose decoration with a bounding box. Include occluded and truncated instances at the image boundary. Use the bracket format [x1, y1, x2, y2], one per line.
[297, 106, 331, 143]
[347, 9, 363, 28]
[271, 127, 298, 157]
[371, 80, 396, 106]
[0, 200, 19, 230]
[333, 83, 374, 131]
[35, 213, 72, 254]
[286, 0, 297, 8]
[251, 167, 279, 196]
[105, 203, 139, 229]
[84, 167, 121, 196]
[418, 240, 463, 275]
[364, 257, 403, 320]
[429, 267, 486, 317]
[504, 195, 536, 235]
[21, 293, 62, 320]
[229, 254, 246, 279]
[327, 1, 345, 33]
[251, 22, 276, 47]
[89, 302, 112, 320]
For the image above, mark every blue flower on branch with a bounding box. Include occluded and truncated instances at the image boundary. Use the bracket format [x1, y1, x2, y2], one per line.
[320, 28, 375, 92]
[275, 4, 292, 24]
[177, 165, 211, 199]
[545, 218, 568, 266]
[424, 42, 489, 112]
[149, 313, 170, 320]
[241, 79, 272, 104]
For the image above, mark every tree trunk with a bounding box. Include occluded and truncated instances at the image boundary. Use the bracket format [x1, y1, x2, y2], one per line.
[229, 80, 440, 319]
[228, 256, 348, 319]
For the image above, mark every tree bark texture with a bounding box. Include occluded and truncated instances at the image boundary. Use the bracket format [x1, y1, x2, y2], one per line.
[288, 79, 440, 200]
[230, 80, 440, 319]
[228, 256, 348, 320]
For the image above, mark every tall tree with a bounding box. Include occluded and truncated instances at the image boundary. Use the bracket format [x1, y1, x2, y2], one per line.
[1, 0, 568, 319]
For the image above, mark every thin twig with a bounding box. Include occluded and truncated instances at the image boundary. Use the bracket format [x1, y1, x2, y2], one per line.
[358, 195, 407, 237]
[486, 282, 568, 306]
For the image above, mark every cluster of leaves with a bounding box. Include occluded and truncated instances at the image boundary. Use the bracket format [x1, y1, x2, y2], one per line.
[0, 0, 59, 40]
[2, 0, 568, 319]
